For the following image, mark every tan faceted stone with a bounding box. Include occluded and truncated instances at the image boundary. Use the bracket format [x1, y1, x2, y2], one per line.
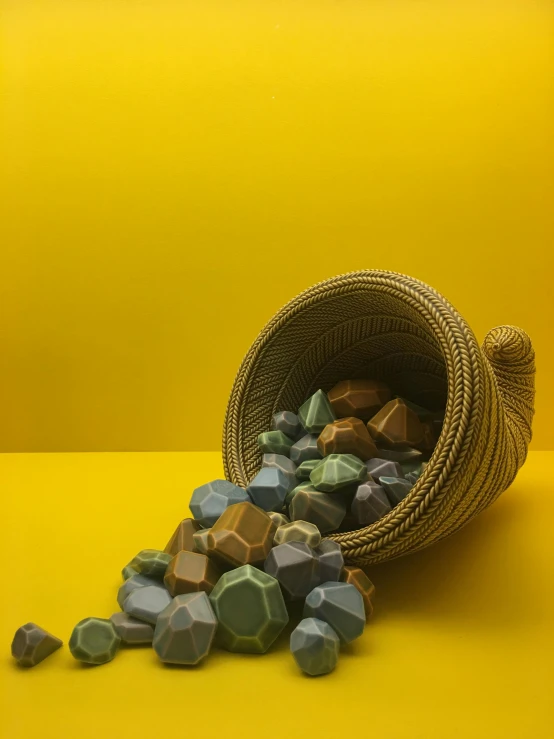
[207, 501, 277, 568]
[164, 518, 202, 556]
[367, 399, 425, 448]
[317, 417, 379, 460]
[328, 379, 391, 421]
[341, 566, 375, 621]
[164, 551, 221, 597]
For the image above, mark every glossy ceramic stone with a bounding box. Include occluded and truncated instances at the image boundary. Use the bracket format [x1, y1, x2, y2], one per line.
[274, 520, 321, 548]
[247, 467, 290, 512]
[207, 501, 276, 568]
[328, 379, 391, 421]
[341, 566, 375, 621]
[310, 454, 367, 493]
[317, 417, 379, 461]
[264, 541, 319, 600]
[351, 480, 391, 525]
[303, 582, 365, 644]
[257, 431, 295, 456]
[262, 453, 297, 490]
[367, 399, 425, 448]
[295, 458, 323, 481]
[271, 411, 301, 440]
[289, 434, 323, 465]
[298, 389, 336, 434]
[380, 476, 413, 506]
[289, 488, 346, 533]
[314, 539, 344, 584]
[365, 457, 405, 483]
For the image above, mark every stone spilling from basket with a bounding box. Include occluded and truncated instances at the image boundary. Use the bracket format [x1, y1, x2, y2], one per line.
[11, 379, 442, 676]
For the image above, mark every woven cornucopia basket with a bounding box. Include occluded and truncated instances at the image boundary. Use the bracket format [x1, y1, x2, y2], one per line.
[222, 270, 535, 565]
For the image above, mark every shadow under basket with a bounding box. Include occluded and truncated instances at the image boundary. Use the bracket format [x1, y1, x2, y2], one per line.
[222, 271, 536, 565]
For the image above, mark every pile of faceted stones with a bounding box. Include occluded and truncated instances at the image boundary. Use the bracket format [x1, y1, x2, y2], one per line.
[11, 379, 442, 677]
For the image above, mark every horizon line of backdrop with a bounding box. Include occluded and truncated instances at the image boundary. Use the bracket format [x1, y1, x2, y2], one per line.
[1, 0, 553, 453]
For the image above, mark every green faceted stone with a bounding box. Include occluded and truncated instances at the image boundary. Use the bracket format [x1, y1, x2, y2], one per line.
[129, 549, 172, 580]
[285, 482, 314, 511]
[400, 459, 427, 476]
[121, 564, 138, 580]
[258, 431, 294, 457]
[310, 454, 367, 493]
[296, 458, 323, 481]
[298, 390, 336, 434]
[209, 565, 288, 653]
[69, 617, 121, 665]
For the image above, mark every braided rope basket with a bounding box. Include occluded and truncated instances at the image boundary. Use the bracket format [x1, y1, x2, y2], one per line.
[222, 271, 535, 565]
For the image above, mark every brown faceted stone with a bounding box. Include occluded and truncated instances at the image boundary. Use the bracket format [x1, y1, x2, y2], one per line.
[328, 379, 391, 421]
[207, 501, 277, 568]
[164, 518, 202, 556]
[367, 399, 425, 448]
[164, 550, 221, 597]
[317, 418, 379, 461]
[341, 566, 375, 621]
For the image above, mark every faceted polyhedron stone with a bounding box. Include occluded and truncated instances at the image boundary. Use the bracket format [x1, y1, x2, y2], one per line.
[153, 592, 217, 665]
[11, 623, 63, 667]
[264, 542, 319, 600]
[122, 563, 137, 580]
[317, 418, 379, 461]
[123, 584, 173, 624]
[164, 551, 221, 597]
[69, 617, 121, 665]
[164, 518, 202, 556]
[289, 434, 323, 465]
[314, 539, 344, 584]
[268, 511, 290, 527]
[285, 482, 313, 511]
[366, 457, 405, 483]
[380, 476, 413, 507]
[405, 471, 420, 485]
[247, 467, 290, 512]
[310, 454, 367, 493]
[117, 573, 157, 610]
[274, 520, 321, 548]
[400, 459, 428, 477]
[129, 549, 172, 580]
[304, 582, 365, 644]
[109, 612, 154, 645]
[351, 480, 391, 525]
[417, 421, 436, 451]
[328, 379, 391, 421]
[401, 398, 434, 420]
[262, 453, 297, 490]
[209, 565, 288, 653]
[341, 567, 375, 621]
[207, 501, 276, 568]
[190, 479, 250, 527]
[295, 458, 322, 481]
[376, 446, 423, 463]
[271, 411, 301, 440]
[298, 389, 336, 434]
[290, 617, 340, 676]
[257, 431, 294, 457]
[367, 399, 425, 447]
[290, 488, 346, 533]
[192, 528, 211, 555]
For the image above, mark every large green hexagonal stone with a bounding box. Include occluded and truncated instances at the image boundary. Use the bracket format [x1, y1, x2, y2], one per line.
[69, 617, 121, 665]
[209, 565, 288, 653]
[310, 453, 367, 493]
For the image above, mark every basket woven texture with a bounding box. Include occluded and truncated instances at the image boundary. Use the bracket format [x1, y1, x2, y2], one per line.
[222, 271, 535, 565]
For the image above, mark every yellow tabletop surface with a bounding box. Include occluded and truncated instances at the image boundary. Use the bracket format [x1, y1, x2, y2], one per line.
[1, 451, 553, 739]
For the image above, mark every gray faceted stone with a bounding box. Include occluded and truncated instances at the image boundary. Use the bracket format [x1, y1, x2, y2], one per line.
[117, 573, 157, 610]
[290, 488, 346, 533]
[380, 476, 413, 507]
[123, 584, 173, 624]
[377, 446, 423, 463]
[289, 434, 322, 465]
[295, 458, 323, 481]
[405, 471, 420, 485]
[192, 528, 211, 555]
[257, 431, 295, 456]
[271, 411, 301, 440]
[351, 480, 391, 525]
[304, 582, 365, 644]
[109, 612, 154, 645]
[153, 592, 217, 665]
[264, 542, 319, 600]
[366, 457, 405, 483]
[298, 390, 336, 434]
[401, 459, 427, 476]
[314, 539, 344, 584]
[11, 623, 63, 667]
[247, 467, 290, 512]
[310, 454, 367, 493]
[262, 453, 297, 490]
[69, 617, 121, 665]
[290, 617, 340, 676]
[190, 479, 250, 527]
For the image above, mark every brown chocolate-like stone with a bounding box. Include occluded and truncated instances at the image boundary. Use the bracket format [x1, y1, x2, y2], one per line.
[164, 551, 221, 597]
[164, 518, 202, 556]
[328, 380, 391, 421]
[207, 501, 277, 568]
[367, 399, 425, 448]
[341, 566, 375, 621]
[317, 417, 379, 460]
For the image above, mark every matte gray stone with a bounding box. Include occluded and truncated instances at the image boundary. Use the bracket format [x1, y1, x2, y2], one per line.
[298, 390, 336, 434]
[153, 592, 217, 665]
[380, 476, 413, 506]
[400, 459, 427, 476]
[271, 411, 301, 440]
[304, 582, 365, 644]
[109, 612, 154, 645]
[310, 454, 367, 493]
[123, 584, 173, 624]
[366, 457, 405, 483]
[290, 488, 346, 533]
[69, 617, 121, 665]
[117, 573, 157, 610]
[11, 623, 63, 667]
[405, 471, 420, 485]
[290, 617, 340, 676]
[257, 431, 295, 456]
[314, 539, 344, 584]
[262, 453, 297, 490]
[264, 541, 319, 600]
[289, 434, 322, 465]
[190, 479, 250, 527]
[247, 467, 289, 512]
[351, 480, 391, 525]
[295, 458, 323, 481]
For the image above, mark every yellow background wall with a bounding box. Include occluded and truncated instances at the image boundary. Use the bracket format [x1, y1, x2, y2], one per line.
[1, 0, 553, 452]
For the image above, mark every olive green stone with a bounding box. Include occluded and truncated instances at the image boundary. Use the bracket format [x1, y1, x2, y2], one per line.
[209, 565, 288, 653]
[122, 564, 138, 580]
[258, 431, 294, 456]
[290, 488, 346, 533]
[296, 458, 323, 481]
[310, 454, 367, 493]
[298, 390, 336, 434]
[69, 617, 121, 665]
[129, 549, 172, 580]
[269, 511, 290, 528]
[400, 459, 428, 476]
[192, 528, 211, 555]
